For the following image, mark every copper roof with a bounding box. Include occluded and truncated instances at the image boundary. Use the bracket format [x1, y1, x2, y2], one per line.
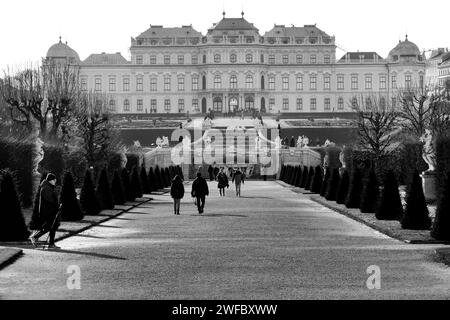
[83, 53, 129, 65]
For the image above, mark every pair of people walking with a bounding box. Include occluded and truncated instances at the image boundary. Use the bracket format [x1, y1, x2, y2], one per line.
[170, 172, 209, 214]
[29, 173, 61, 249]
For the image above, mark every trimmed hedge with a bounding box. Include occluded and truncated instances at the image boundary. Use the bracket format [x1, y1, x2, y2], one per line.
[325, 168, 340, 201]
[38, 144, 65, 185]
[80, 170, 101, 215]
[360, 168, 379, 213]
[305, 166, 314, 191]
[310, 166, 323, 193]
[345, 167, 362, 209]
[60, 171, 84, 221]
[126, 153, 140, 172]
[376, 170, 403, 221]
[111, 170, 125, 205]
[96, 168, 114, 210]
[65, 149, 88, 188]
[436, 136, 450, 195]
[431, 171, 450, 240]
[401, 170, 431, 230]
[336, 169, 350, 204]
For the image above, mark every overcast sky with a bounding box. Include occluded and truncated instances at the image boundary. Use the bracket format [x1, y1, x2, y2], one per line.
[0, 0, 449, 71]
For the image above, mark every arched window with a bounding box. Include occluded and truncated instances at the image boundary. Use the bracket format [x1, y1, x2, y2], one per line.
[214, 54, 221, 63]
[213, 97, 223, 112]
[261, 75, 265, 90]
[230, 53, 237, 63]
[245, 96, 254, 110]
[245, 75, 253, 89]
[202, 54, 207, 64]
[214, 75, 221, 89]
[202, 75, 206, 90]
[230, 75, 237, 89]
[246, 53, 253, 63]
[109, 99, 116, 111]
[351, 97, 358, 108]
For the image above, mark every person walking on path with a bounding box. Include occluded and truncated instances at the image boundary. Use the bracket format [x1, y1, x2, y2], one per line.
[232, 168, 245, 197]
[213, 164, 220, 181]
[170, 175, 185, 215]
[217, 167, 229, 197]
[208, 165, 214, 181]
[29, 173, 61, 249]
[191, 172, 209, 214]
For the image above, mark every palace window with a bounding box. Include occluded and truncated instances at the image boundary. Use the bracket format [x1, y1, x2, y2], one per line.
[137, 99, 143, 111]
[214, 98, 223, 112]
[391, 74, 397, 88]
[123, 78, 130, 91]
[310, 74, 317, 90]
[245, 75, 253, 89]
[324, 75, 331, 90]
[282, 55, 289, 64]
[296, 54, 303, 64]
[405, 74, 412, 88]
[365, 75, 372, 89]
[245, 97, 254, 110]
[352, 97, 358, 108]
[151, 99, 157, 113]
[310, 98, 317, 111]
[338, 97, 344, 110]
[178, 77, 185, 91]
[282, 76, 289, 90]
[324, 98, 331, 111]
[324, 54, 331, 64]
[178, 55, 184, 64]
[123, 99, 130, 112]
[269, 54, 275, 64]
[109, 99, 116, 111]
[296, 98, 303, 110]
[269, 76, 275, 90]
[214, 75, 222, 89]
[392, 97, 397, 107]
[269, 98, 275, 111]
[150, 78, 157, 92]
[109, 78, 116, 92]
[310, 55, 317, 64]
[214, 54, 221, 63]
[81, 77, 87, 91]
[282, 98, 289, 111]
[136, 76, 143, 91]
[192, 76, 199, 91]
[178, 99, 185, 112]
[230, 75, 237, 89]
[351, 75, 358, 90]
[337, 75, 344, 90]
[296, 76, 303, 90]
[192, 99, 199, 112]
[203, 54, 207, 64]
[164, 77, 171, 91]
[230, 53, 237, 63]
[150, 55, 157, 64]
[380, 97, 386, 107]
[136, 55, 143, 65]
[164, 99, 171, 111]
[420, 74, 424, 89]
[260, 54, 264, 63]
[94, 78, 102, 92]
[246, 54, 253, 63]
[191, 55, 198, 64]
[380, 75, 387, 89]
[164, 55, 170, 64]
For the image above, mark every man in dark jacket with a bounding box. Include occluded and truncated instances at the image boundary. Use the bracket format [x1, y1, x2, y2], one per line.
[232, 168, 245, 197]
[191, 172, 209, 214]
[213, 164, 220, 181]
[29, 173, 60, 249]
[208, 165, 214, 181]
[170, 175, 185, 215]
[217, 167, 229, 197]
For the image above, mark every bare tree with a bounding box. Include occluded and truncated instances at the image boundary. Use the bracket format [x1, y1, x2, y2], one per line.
[0, 63, 79, 141]
[351, 94, 400, 164]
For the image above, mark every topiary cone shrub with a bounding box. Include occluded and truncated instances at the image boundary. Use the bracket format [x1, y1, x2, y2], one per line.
[401, 170, 431, 230]
[154, 166, 162, 190]
[60, 171, 84, 221]
[294, 166, 303, 187]
[345, 167, 362, 209]
[121, 168, 134, 202]
[290, 166, 298, 185]
[325, 168, 340, 201]
[111, 170, 125, 206]
[0, 171, 30, 241]
[376, 170, 403, 221]
[310, 166, 323, 193]
[431, 171, 450, 240]
[279, 165, 286, 181]
[96, 168, 114, 210]
[161, 167, 168, 188]
[282, 165, 289, 183]
[300, 166, 309, 188]
[80, 170, 101, 216]
[320, 168, 331, 197]
[336, 169, 350, 204]
[165, 168, 171, 187]
[131, 167, 143, 199]
[140, 166, 150, 194]
[305, 166, 315, 191]
[147, 167, 155, 193]
[360, 168, 379, 213]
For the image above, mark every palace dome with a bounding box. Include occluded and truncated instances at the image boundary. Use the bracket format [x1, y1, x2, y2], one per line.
[388, 36, 421, 61]
[46, 38, 80, 63]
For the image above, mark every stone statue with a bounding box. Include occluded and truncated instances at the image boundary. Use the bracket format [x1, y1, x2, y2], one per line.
[33, 136, 45, 175]
[162, 136, 169, 147]
[156, 136, 163, 148]
[420, 129, 436, 172]
[302, 136, 309, 148]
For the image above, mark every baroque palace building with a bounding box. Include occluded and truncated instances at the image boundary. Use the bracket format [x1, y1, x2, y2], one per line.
[45, 12, 426, 115]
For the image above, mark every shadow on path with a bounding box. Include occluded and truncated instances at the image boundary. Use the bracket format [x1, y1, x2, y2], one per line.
[46, 249, 127, 261]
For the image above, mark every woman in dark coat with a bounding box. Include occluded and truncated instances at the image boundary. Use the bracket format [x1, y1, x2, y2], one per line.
[217, 167, 229, 197]
[170, 175, 185, 215]
[29, 173, 60, 248]
[191, 172, 209, 214]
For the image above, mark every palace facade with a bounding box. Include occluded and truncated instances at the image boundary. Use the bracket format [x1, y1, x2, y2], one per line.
[45, 12, 426, 115]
